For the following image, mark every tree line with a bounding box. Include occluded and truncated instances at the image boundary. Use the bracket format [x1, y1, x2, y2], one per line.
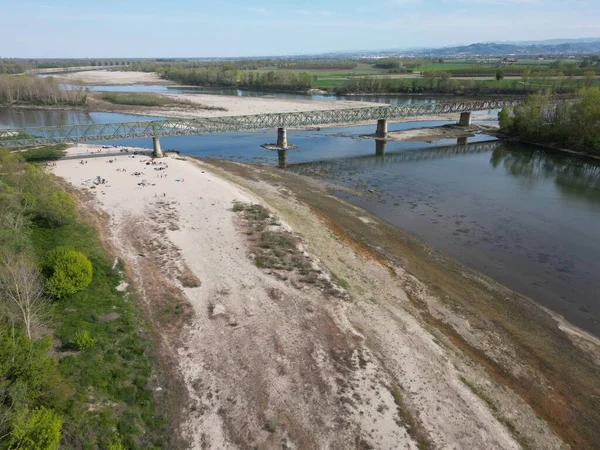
[333, 72, 598, 95]
[0, 62, 25, 75]
[499, 88, 600, 155]
[159, 66, 315, 90]
[430, 66, 600, 77]
[0, 76, 88, 106]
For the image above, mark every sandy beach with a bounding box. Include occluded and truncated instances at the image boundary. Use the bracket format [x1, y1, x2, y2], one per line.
[56, 70, 171, 85]
[46, 143, 583, 449]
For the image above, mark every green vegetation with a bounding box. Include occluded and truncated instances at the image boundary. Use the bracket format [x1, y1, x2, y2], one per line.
[373, 59, 404, 70]
[18, 145, 68, 163]
[0, 75, 87, 106]
[117, 57, 599, 95]
[8, 406, 63, 450]
[160, 66, 315, 90]
[0, 147, 165, 448]
[499, 87, 600, 154]
[0, 60, 25, 75]
[334, 72, 599, 95]
[100, 92, 225, 110]
[101, 92, 178, 106]
[46, 247, 93, 299]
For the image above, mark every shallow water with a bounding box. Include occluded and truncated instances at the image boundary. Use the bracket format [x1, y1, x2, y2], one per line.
[0, 108, 163, 129]
[291, 142, 600, 336]
[2, 107, 597, 336]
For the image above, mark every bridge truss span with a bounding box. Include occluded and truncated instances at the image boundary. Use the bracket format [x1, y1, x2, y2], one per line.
[0, 98, 523, 147]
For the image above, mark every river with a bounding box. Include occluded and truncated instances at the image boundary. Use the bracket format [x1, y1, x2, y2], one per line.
[1, 102, 598, 336]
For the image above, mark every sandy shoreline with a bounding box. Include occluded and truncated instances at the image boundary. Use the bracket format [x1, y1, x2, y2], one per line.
[47, 143, 600, 449]
[56, 70, 172, 86]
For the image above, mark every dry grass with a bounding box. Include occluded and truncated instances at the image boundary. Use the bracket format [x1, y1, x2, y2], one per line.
[232, 201, 346, 298]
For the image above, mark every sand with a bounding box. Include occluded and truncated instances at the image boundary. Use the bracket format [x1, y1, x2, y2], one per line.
[56, 70, 170, 85]
[50, 145, 560, 449]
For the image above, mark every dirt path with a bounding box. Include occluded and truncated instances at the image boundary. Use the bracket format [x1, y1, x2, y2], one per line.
[51, 145, 575, 449]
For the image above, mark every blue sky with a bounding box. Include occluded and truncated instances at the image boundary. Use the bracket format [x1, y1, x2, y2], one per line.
[1, 0, 599, 58]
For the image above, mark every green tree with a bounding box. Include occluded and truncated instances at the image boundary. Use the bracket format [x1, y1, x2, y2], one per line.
[46, 247, 93, 299]
[498, 107, 512, 131]
[583, 70, 596, 88]
[8, 407, 62, 450]
[39, 191, 77, 227]
[496, 70, 504, 82]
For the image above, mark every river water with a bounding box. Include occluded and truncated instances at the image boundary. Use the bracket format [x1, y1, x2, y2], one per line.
[1, 101, 598, 336]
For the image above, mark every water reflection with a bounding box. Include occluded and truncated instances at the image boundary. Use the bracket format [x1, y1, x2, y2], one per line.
[0, 108, 164, 129]
[490, 146, 600, 203]
[289, 140, 600, 335]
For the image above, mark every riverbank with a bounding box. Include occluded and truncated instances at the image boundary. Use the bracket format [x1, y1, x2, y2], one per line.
[52, 145, 599, 449]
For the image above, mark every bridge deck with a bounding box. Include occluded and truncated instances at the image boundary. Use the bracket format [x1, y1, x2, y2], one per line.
[0, 98, 521, 147]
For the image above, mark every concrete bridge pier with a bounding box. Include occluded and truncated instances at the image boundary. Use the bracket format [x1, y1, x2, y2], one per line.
[376, 119, 388, 138]
[260, 127, 297, 168]
[152, 136, 164, 158]
[375, 139, 387, 157]
[277, 149, 288, 168]
[458, 112, 472, 126]
[277, 127, 288, 148]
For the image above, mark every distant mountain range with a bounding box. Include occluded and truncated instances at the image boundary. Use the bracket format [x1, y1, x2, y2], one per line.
[413, 40, 600, 56]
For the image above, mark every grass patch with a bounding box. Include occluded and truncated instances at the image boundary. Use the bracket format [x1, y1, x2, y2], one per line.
[459, 376, 497, 413]
[232, 201, 345, 296]
[19, 144, 68, 162]
[101, 92, 225, 110]
[29, 218, 166, 449]
[102, 92, 187, 106]
[390, 387, 432, 450]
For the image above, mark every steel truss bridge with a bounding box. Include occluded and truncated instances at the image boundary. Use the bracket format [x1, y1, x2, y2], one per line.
[0, 98, 522, 148]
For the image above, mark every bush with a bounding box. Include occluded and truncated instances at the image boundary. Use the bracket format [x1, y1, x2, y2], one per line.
[8, 407, 63, 450]
[46, 247, 93, 299]
[41, 191, 77, 226]
[107, 434, 124, 450]
[72, 330, 96, 350]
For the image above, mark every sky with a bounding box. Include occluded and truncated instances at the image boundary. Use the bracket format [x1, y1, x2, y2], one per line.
[1, 0, 599, 58]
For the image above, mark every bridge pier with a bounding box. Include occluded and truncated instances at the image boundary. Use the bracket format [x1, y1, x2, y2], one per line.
[375, 139, 387, 157]
[457, 136, 468, 146]
[277, 127, 287, 148]
[277, 149, 288, 168]
[458, 112, 472, 127]
[376, 119, 388, 138]
[260, 127, 297, 168]
[152, 136, 164, 158]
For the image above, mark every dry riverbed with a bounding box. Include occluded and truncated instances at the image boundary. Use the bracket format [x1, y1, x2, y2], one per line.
[50, 145, 599, 449]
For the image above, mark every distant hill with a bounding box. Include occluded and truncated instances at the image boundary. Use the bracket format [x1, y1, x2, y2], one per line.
[416, 40, 600, 56]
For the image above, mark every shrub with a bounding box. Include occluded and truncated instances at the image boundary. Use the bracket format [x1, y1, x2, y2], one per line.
[107, 434, 124, 450]
[72, 330, 96, 350]
[41, 191, 77, 226]
[8, 406, 63, 450]
[46, 247, 93, 299]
